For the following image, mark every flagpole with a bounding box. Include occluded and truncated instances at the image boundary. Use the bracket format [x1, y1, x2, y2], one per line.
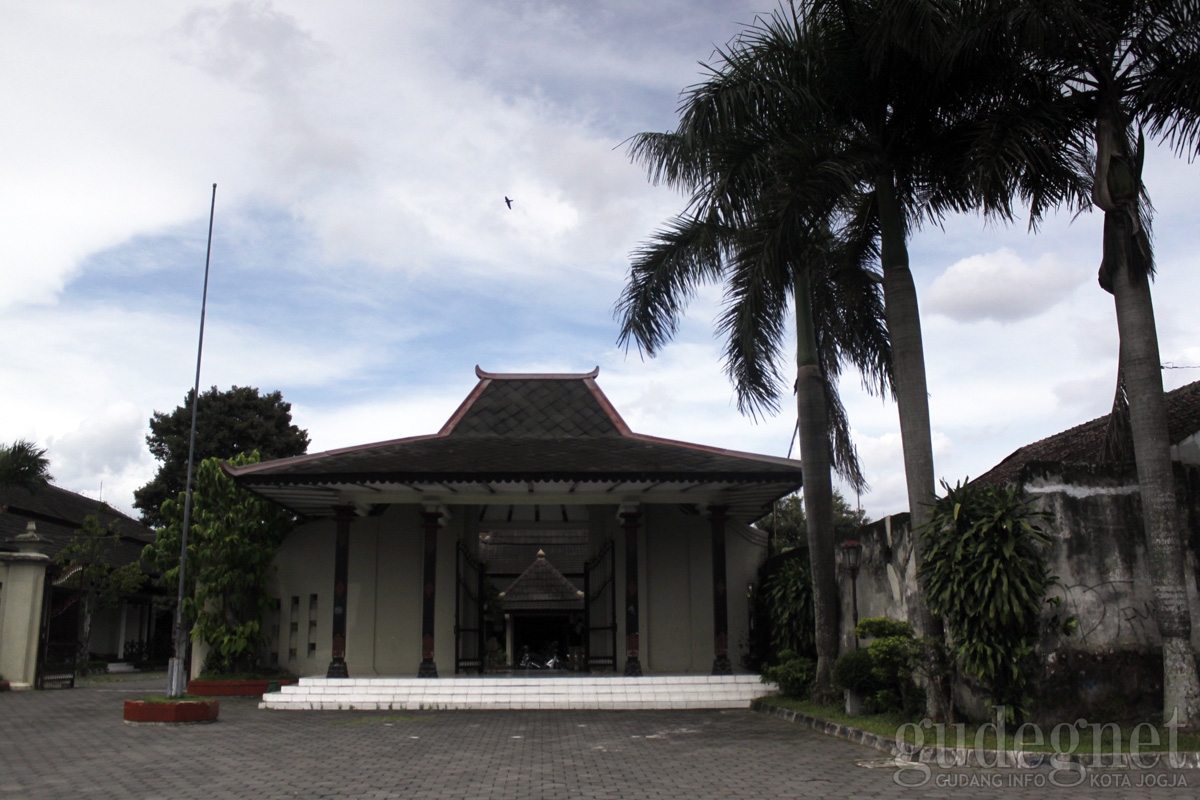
[167, 183, 217, 698]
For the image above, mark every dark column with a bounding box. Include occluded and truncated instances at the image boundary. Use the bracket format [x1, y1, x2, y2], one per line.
[709, 505, 733, 675]
[418, 510, 441, 678]
[326, 506, 355, 679]
[621, 509, 643, 676]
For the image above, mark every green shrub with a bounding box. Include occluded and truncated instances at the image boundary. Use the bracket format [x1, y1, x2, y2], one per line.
[856, 617, 913, 640]
[761, 650, 817, 698]
[835, 618, 922, 715]
[760, 556, 815, 660]
[833, 648, 879, 695]
[919, 480, 1062, 722]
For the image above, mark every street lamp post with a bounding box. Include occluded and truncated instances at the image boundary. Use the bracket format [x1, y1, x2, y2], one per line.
[841, 540, 862, 647]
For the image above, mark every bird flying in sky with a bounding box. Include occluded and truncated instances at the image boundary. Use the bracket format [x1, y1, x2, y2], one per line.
[504, 196, 513, 209]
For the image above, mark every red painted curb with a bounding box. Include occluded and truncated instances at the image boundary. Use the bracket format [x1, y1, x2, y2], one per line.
[123, 699, 219, 723]
[186, 679, 297, 696]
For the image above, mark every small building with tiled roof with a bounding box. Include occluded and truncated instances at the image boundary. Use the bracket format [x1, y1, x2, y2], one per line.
[1, 483, 165, 689]
[229, 367, 801, 679]
[499, 550, 584, 613]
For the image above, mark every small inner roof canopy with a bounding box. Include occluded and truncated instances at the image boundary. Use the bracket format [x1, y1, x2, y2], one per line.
[226, 367, 804, 523]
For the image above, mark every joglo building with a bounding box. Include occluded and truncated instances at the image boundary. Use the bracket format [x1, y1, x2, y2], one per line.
[226, 367, 803, 681]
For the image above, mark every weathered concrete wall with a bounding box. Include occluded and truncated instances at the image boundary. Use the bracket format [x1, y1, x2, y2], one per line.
[840, 462, 1200, 720]
[1025, 463, 1166, 652]
[837, 513, 915, 655]
[640, 505, 765, 674]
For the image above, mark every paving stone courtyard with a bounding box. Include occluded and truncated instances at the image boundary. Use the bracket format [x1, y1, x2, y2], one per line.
[0, 676, 1196, 799]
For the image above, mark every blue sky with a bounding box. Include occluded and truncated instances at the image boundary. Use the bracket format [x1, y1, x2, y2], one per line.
[3, 0, 1199, 522]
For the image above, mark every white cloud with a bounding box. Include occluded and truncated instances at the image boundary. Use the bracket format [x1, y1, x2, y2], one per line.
[44, 404, 155, 515]
[925, 248, 1089, 323]
[1, 0, 1198, 528]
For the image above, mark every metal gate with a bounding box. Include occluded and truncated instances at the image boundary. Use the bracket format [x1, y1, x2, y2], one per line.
[454, 540, 486, 674]
[583, 539, 616, 672]
[36, 582, 78, 689]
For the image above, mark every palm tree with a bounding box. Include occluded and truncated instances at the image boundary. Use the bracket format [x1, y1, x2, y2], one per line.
[0, 439, 53, 492]
[1002, 0, 1200, 725]
[617, 204, 891, 691]
[621, 0, 1087, 713]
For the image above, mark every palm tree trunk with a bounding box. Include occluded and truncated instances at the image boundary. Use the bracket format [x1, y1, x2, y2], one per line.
[794, 267, 840, 693]
[1106, 209, 1200, 727]
[876, 171, 950, 720]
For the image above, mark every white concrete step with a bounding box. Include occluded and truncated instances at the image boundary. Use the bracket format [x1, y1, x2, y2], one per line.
[259, 674, 776, 711]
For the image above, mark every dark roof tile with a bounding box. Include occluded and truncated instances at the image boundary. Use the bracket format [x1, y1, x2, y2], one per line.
[499, 551, 584, 612]
[0, 484, 154, 567]
[975, 380, 1200, 487]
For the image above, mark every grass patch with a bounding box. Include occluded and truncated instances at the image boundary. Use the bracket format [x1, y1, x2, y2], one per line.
[329, 714, 418, 727]
[760, 696, 1200, 755]
[77, 670, 168, 687]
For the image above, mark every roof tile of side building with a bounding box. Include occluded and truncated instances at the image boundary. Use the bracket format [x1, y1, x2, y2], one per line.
[0, 483, 154, 567]
[974, 380, 1200, 487]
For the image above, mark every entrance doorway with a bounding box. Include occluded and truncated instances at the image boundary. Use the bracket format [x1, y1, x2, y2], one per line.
[511, 612, 584, 668]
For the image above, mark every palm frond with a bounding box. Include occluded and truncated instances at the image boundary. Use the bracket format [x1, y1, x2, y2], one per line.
[0, 439, 53, 492]
[615, 213, 729, 356]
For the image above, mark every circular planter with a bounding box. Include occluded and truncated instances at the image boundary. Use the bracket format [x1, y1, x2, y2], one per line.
[187, 679, 297, 696]
[123, 699, 219, 724]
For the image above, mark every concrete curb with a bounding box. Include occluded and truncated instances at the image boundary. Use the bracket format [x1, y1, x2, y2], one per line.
[749, 698, 1200, 769]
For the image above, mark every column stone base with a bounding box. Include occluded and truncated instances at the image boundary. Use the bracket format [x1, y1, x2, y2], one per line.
[711, 656, 733, 676]
[417, 659, 439, 678]
[326, 659, 349, 679]
[623, 658, 643, 677]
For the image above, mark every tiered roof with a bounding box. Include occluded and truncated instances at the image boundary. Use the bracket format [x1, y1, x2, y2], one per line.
[228, 367, 803, 522]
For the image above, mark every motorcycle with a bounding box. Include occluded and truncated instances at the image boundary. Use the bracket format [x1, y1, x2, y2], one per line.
[518, 642, 567, 670]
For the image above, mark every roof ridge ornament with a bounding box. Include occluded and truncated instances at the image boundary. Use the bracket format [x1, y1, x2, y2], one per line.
[475, 365, 600, 380]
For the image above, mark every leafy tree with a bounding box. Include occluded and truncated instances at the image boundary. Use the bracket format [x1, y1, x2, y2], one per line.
[0, 439, 53, 492]
[56, 515, 145, 675]
[142, 452, 293, 675]
[996, 0, 1200, 728]
[134, 386, 309, 527]
[755, 490, 870, 555]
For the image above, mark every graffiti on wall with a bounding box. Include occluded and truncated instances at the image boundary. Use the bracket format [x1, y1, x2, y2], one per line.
[1053, 580, 1159, 646]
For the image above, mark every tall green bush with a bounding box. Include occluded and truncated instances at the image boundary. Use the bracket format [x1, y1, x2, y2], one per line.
[143, 452, 292, 675]
[919, 481, 1059, 721]
[760, 555, 816, 661]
